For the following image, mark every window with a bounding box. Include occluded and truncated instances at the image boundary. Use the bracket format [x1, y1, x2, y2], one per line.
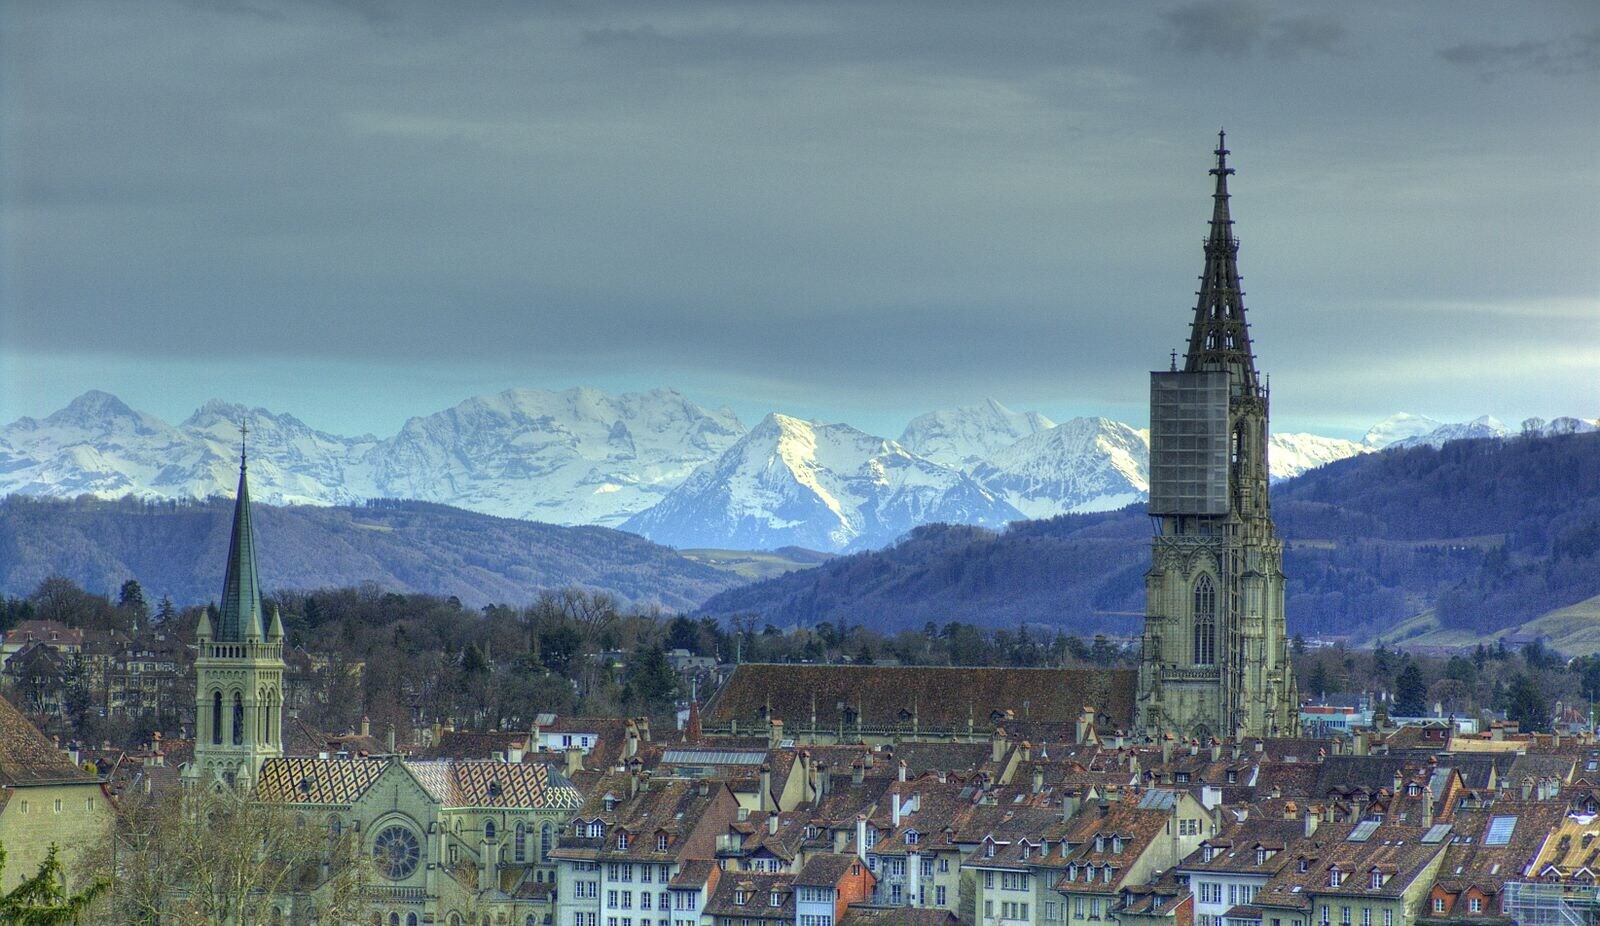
[1469, 898, 1482, 913]
[641, 894, 652, 911]
[485, 820, 497, 842]
[1341, 907, 1351, 926]
[543, 823, 555, 862]
[232, 691, 244, 745]
[1075, 898, 1085, 918]
[212, 691, 223, 744]
[984, 871, 995, 889]
[734, 892, 747, 906]
[939, 859, 949, 873]
[906, 831, 920, 845]
[54, 799, 63, 813]
[642, 866, 653, 883]
[658, 835, 670, 851]
[937, 886, 947, 906]
[770, 893, 781, 908]
[985, 901, 994, 918]
[1196, 575, 1216, 662]
[1432, 900, 1445, 914]
[617, 832, 630, 850]
[1382, 912, 1392, 926]
[517, 822, 528, 862]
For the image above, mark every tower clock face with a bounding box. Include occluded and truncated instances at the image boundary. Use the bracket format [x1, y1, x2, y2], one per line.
[374, 824, 421, 880]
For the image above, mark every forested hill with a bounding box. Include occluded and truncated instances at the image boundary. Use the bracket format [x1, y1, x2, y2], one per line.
[0, 496, 740, 611]
[699, 432, 1600, 644]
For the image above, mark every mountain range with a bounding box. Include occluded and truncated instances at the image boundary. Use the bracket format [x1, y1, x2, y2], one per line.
[2, 389, 1591, 553]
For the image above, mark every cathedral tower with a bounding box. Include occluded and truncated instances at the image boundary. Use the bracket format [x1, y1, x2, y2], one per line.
[185, 438, 285, 789]
[1136, 134, 1298, 741]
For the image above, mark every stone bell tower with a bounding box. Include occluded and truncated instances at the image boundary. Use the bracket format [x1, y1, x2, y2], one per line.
[185, 432, 285, 789]
[1136, 133, 1298, 741]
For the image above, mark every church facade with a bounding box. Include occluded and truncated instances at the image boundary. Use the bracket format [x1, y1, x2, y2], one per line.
[1136, 135, 1299, 741]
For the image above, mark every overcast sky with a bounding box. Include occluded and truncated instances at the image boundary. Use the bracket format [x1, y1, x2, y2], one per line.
[3, 1, 1596, 440]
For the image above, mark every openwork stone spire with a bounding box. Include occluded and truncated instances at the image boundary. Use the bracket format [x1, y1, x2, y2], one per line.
[1184, 130, 1258, 391]
[216, 428, 263, 642]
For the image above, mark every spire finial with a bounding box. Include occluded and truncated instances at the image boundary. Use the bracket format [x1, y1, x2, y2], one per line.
[239, 416, 250, 471]
[1211, 129, 1233, 180]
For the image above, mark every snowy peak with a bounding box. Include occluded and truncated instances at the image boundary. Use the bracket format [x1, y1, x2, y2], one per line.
[971, 417, 1149, 519]
[367, 386, 745, 527]
[622, 413, 1021, 552]
[1389, 415, 1509, 449]
[1362, 413, 1445, 448]
[900, 399, 1055, 469]
[1269, 433, 1370, 481]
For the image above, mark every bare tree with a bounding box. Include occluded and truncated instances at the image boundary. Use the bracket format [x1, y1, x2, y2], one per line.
[82, 787, 373, 926]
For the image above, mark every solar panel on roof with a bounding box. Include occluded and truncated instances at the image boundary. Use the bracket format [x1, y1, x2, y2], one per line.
[1422, 824, 1453, 844]
[1348, 820, 1381, 843]
[1485, 816, 1517, 846]
[660, 749, 766, 765]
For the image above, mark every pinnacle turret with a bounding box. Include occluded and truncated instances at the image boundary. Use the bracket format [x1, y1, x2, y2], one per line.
[1184, 129, 1258, 390]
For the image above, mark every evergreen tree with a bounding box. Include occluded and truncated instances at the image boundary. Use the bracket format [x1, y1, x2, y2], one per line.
[1394, 662, 1427, 716]
[622, 643, 678, 715]
[153, 596, 176, 626]
[0, 843, 106, 925]
[1507, 673, 1550, 733]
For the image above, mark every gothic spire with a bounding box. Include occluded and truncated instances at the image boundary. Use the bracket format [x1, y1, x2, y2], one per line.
[1184, 130, 1258, 389]
[216, 428, 264, 642]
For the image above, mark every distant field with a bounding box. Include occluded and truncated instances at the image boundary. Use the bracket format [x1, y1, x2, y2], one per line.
[1370, 594, 1600, 656]
[679, 548, 831, 582]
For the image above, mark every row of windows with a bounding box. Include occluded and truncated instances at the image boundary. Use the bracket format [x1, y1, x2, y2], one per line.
[14, 798, 93, 814]
[1319, 905, 1395, 926]
[605, 890, 671, 910]
[607, 863, 674, 882]
[1197, 882, 1259, 906]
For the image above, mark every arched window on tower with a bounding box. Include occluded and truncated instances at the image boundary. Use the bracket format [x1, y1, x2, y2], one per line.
[212, 691, 223, 745]
[541, 822, 553, 862]
[232, 692, 245, 746]
[1193, 575, 1216, 666]
[515, 822, 527, 862]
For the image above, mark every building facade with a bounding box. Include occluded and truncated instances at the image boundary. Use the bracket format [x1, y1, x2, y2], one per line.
[1138, 135, 1298, 741]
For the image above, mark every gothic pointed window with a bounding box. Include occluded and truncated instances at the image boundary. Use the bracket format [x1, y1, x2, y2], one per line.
[212, 691, 223, 745]
[1193, 575, 1216, 666]
[232, 691, 245, 745]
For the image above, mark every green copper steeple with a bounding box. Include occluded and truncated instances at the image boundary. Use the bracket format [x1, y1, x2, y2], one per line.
[216, 440, 264, 642]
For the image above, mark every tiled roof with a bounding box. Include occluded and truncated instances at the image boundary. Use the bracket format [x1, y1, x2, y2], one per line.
[0, 693, 96, 786]
[703, 872, 795, 919]
[256, 756, 388, 804]
[1178, 817, 1306, 875]
[1434, 803, 1563, 893]
[797, 853, 864, 886]
[406, 760, 582, 809]
[704, 665, 1136, 731]
[839, 907, 960, 926]
[1254, 823, 1450, 911]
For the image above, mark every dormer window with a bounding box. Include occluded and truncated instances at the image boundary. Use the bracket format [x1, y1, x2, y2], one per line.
[1227, 771, 1238, 784]
[616, 831, 629, 849]
[906, 830, 920, 846]
[1104, 866, 1114, 883]
[985, 842, 996, 858]
[1095, 835, 1105, 853]
[1021, 844, 1031, 860]
[1298, 859, 1310, 873]
[1328, 867, 1342, 888]
[1202, 844, 1217, 862]
[1256, 848, 1269, 865]
[657, 834, 670, 851]
[1370, 872, 1384, 889]
[1111, 836, 1123, 854]
[734, 891, 748, 906]
[1068, 864, 1078, 882]
[1407, 784, 1421, 797]
[805, 825, 818, 839]
[770, 892, 782, 908]
[1176, 772, 1190, 784]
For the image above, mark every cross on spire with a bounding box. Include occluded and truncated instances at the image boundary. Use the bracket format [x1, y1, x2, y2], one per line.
[239, 417, 250, 471]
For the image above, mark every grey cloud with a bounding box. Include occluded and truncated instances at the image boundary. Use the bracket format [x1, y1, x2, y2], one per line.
[1157, 1, 1346, 58]
[1440, 27, 1600, 79]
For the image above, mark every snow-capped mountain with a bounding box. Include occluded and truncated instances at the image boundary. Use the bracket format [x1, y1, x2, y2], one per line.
[621, 413, 1023, 552]
[970, 417, 1149, 519]
[0, 391, 373, 506]
[899, 399, 1055, 469]
[1389, 415, 1509, 449]
[1269, 432, 1369, 480]
[365, 387, 745, 527]
[1362, 413, 1445, 448]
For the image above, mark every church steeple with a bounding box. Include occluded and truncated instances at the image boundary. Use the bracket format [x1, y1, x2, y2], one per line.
[216, 431, 264, 642]
[1184, 130, 1258, 391]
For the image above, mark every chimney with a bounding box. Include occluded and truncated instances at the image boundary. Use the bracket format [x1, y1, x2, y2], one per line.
[1020, 741, 1032, 763]
[1188, 741, 1198, 757]
[852, 761, 864, 787]
[696, 777, 708, 797]
[1521, 778, 1533, 801]
[759, 764, 774, 813]
[1062, 792, 1080, 822]
[855, 814, 869, 863]
[1304, 809, 1320, 837]
[636, 717, 651, 743]
[1210, 740, 1222, 762]
[906, 849, 921, 906]
[387, 725, 397, 754]
[1393, 770, 1404, 794]
[1284, 801, 1298, 821]
[992, 731, 1007, 763]
[1032, 766, 1045, 795]
[1097, 797, 1110, 818]
[565, 744, 584, 777]
[1161, 735, 1174, 765]
[624, 720, 640, 759]
[1231, 742, 1241, 760]
[1076, 709, 1090, 745]
[628, 770, 639, 799]
[834, 827, 849, 854]
[768, 813, 780, 836]
[892, 793, 903, 827]
[818, 762, 831, 798]
[1422, 786, 1435, 828]
[361, 715, 370, 738]
[431, 721, 442, 746]
[1254, 739, 1264, 753]
[769, 718, 784, 749]
[899, 760, 908, 783]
